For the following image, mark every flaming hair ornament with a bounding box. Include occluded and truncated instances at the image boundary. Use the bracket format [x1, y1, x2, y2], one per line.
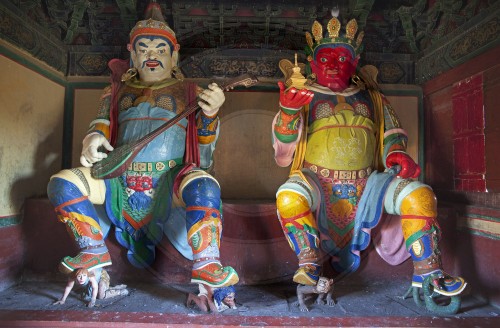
[129, 1, 178, 51]
[305, 18, 364, 58]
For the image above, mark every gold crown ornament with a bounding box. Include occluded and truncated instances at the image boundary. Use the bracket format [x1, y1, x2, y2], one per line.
[305, 18, 364, 58]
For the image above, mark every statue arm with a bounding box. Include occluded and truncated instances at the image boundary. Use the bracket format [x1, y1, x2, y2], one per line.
[272, 107, 304, 167]
[53, 278, 75, 305]
[196, 110, 220, 170]
[272, 81, 313, 167]
[80, 86, 115, 167]
[87, 276, 99, 307]
[381, 94, 409, 163]
[380, 94, 421, 178]
[85, 85, 113, 141]
[195, 84, 221, 169]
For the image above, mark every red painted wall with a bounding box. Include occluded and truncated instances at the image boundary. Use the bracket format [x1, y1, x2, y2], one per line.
[424, 45, 500, 193]
[423, 45, 500, 307]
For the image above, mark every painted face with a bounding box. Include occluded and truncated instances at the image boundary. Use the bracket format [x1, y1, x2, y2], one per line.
[129, 37, 173, 82]
[310, 45, 359, 92]
[223, 293, 236, 308]
[76, 272, 88, 285]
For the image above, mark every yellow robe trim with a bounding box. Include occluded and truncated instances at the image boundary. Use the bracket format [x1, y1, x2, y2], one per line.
[290, 104, 310, 173]
[368, 89, 385, 171]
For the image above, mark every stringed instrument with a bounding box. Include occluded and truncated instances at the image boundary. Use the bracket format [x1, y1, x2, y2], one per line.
[91, 74, 258, 179]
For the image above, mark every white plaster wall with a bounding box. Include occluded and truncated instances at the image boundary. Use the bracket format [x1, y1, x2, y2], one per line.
[0, 55, 65, 216]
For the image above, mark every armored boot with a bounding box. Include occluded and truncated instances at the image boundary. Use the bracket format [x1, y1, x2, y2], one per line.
[400, 186, 466, 296]
[47, 177, 111, 274]
[409, 233, 466, 296]
[182, 175, 239, 288]
[277, 190, 321, 285]
[187, 211, 239, 287]
[58, 216, 111, 274]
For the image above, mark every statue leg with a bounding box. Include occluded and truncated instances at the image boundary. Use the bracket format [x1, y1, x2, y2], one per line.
[47, 169, 111, 274]
[100, 269, 128, 299]
[179, 171, 239, 288]
[276, 176, 320, 286]
[393, 182, 467, 296]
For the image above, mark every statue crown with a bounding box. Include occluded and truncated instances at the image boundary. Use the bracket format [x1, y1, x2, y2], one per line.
[306, 18, 364, 56]
[129, 1, 177, 50]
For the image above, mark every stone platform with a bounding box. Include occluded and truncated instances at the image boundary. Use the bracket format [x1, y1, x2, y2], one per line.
[0, 278, 499, 328]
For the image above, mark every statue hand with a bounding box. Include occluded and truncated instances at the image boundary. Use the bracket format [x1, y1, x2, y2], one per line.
[198, 83, 225, 117]
[386, 151, 421, 179]
[80, 133, 114, 167]
[278, 81, 314, 110]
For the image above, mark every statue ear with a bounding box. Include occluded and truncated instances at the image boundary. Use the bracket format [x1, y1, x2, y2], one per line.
[172, 51, 178, 67]
[171, 44, 181, 66]
[352, 55, 360, 68]
[128, 44, 139, 68]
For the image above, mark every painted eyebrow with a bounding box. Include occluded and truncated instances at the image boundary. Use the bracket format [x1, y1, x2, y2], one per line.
[156, 43, 167, 48]
[138, 42, 148, 47]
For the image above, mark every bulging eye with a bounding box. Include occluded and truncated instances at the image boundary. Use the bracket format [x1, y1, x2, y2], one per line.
[158, 49, 165, 54]
[339, 56, 346, 62]
[140, 49, 147, 54]
[320, 57, 328, 63]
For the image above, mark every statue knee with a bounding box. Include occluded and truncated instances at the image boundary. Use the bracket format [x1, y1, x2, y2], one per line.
[48, 168, 105, 205]
[47, 175, 83, 207]
[276, 190, 311, 219]
[399, 186, 440, 249]
[180, 174, 221, 208]
[400, 186, 437, 218]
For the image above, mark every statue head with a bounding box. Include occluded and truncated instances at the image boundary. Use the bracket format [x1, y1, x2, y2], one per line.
[127, 1, 180, 83]
[305, 18, 364, 92]
[74, 268, 90, 285]
[316, 276, 334, 293]
[213, 285, 237, 311]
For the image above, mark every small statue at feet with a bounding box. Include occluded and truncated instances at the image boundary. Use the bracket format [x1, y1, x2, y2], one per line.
[296, 276, 335, 312]
[186, 284, 237, 313]
[46, 0, 238, 291]
[272, 14, 467, 314]
[53, 268, 128, 308]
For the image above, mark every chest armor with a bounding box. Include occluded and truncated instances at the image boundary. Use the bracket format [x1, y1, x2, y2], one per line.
[309, 89, 374, 122]
[117, 81, 189, 114]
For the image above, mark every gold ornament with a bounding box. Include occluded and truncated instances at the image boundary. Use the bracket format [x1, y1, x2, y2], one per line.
[288, 53, 308, 89]
[306, 18, 364, 56]
[305, 32, 314, 48]
[345, 19, 358, 41]
[327, 17, 341, 38]
[311, 21, 323, 43]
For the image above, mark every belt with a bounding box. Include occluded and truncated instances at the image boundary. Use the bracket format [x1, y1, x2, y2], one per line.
[304, 162, 372, 180]
[128, 158, 183, 172]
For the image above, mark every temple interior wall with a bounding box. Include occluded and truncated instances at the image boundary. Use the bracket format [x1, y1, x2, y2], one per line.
[0, 37, 499, 307]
